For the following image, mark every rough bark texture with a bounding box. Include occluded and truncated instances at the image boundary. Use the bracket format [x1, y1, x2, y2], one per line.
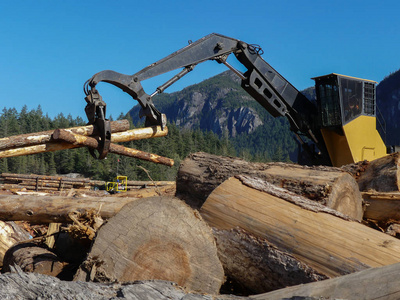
[201, 176, 400, 279]
[0, 119, 129, 150]
[0, 269, 245, 300]
[0, 221, 31, 267]
[177, 152, 363, 220]
[2, 243, 65, 277]
[347, 152, 400, 192]
[74, 196, 224, 295]
[0, 195, 137, 223]
[214, 227, 327, 295]
[254, 261, 400, 300]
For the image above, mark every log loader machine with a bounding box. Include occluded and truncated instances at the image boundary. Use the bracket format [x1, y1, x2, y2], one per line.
[83, 33, 390, 167]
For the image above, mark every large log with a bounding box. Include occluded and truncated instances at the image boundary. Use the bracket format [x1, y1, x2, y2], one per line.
[0, 271, 244, 300]
[0, 195, 136, 223]
[0, 125, 169, 159]
[201, 176, 400, 285]
[53, 129, 174, 166]
[74, 196, 225, 295]
[2, 243, 65, 278]
[213, 227, 327, 295]
[344, 152, 400, 192]
[0, 119, 129, 150]
[177, 152, 363, 220]
[253, 262, 400, 300]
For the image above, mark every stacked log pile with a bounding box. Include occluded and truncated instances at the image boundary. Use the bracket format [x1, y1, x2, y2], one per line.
[2, 151, 400, 299]
[0, 172, 175, 193]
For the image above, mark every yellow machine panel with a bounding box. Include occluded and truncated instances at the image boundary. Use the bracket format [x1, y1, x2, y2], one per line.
[106, 175, 128, 193]
[321, 115, 387, 166]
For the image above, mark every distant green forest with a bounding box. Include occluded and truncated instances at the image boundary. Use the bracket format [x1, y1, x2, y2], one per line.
[0, 106, 239, 181]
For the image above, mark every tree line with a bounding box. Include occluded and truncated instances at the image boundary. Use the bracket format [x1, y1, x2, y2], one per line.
[0, 106, 237, 181]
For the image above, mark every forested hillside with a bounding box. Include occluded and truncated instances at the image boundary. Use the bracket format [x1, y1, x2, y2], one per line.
[130, 71, 297, 162]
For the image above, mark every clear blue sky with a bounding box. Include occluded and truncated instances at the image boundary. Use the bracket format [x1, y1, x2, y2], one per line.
[1, 0, 399, 120]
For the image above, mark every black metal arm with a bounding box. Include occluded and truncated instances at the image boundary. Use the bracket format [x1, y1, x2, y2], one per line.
[85, 33, 330, 164]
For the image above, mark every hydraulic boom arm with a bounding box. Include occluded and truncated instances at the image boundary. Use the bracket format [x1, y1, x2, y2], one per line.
[85, 33, 330, 164]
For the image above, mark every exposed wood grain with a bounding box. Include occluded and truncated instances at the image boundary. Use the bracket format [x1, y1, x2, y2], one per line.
[0, 125, 169, 159]
[0, 195, 138, 223]
[362, 191, 400, 223]
[177, 152, 363, 220]
[202, 177, 400, 278]
[74, 196, 225, 294]
[0, 119, 129, 150]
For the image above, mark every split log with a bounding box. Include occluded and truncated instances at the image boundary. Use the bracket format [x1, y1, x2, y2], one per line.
[53, 129, 174, 166]
[2, 243, 65, 278]
[74, 196, 225, 295]
[362, 191, 400, 223]
[253, 262, 400, 300]
[0, 125, 169, 159]
[0, 221, 31, 267]
[345, 152, 400, 192]
[201, 176, 400, 288]
[0, 195, 137, 223]
[177, 152, 363, 221]
[0, 119, 129, 150]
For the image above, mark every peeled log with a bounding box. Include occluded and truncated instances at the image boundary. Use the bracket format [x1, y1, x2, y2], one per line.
[74, 196, 224, 294]
[177, 152, 363, 220]
[0, 195, 137, 223]
[202, 176, 400, 281]
[0, 119, 129, 150]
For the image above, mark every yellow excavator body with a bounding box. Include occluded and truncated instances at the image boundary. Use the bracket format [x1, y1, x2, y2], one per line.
[321, 115, 387, 167]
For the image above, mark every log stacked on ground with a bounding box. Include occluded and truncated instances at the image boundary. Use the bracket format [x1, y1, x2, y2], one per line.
[74, 196, 225, 295]
[0, 195, 136, 223]
[0, 120, 173, 167]
[177, 152, 363, 220]
[253, 261, 400, 300]
[343, 152, 400, 192]
[200, 176, 400, 293]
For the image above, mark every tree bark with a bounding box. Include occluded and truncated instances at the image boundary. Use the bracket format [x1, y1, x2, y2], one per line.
[344, 152, 400, 192]
[201, 176, 400, 282]
[0, 119, 129, 150]
[0, 195, 137, 223]
[177, 152, 363, 221]
[0, 125, 169, 159]
[253, 261, 400, 300]
[0, 221, 31, 268]
[2, 243, 65, 278]
[53, 129, 174, 166]
[74, 196, 225, 295]
[213, 227, 327, 295]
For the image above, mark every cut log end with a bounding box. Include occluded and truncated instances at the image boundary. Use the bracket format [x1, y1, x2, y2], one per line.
[74, 196, 224, 294]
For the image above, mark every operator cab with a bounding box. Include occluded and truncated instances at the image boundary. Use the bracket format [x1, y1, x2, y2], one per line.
[312, 73, 386, 166]
[313, 73, 377, 128]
